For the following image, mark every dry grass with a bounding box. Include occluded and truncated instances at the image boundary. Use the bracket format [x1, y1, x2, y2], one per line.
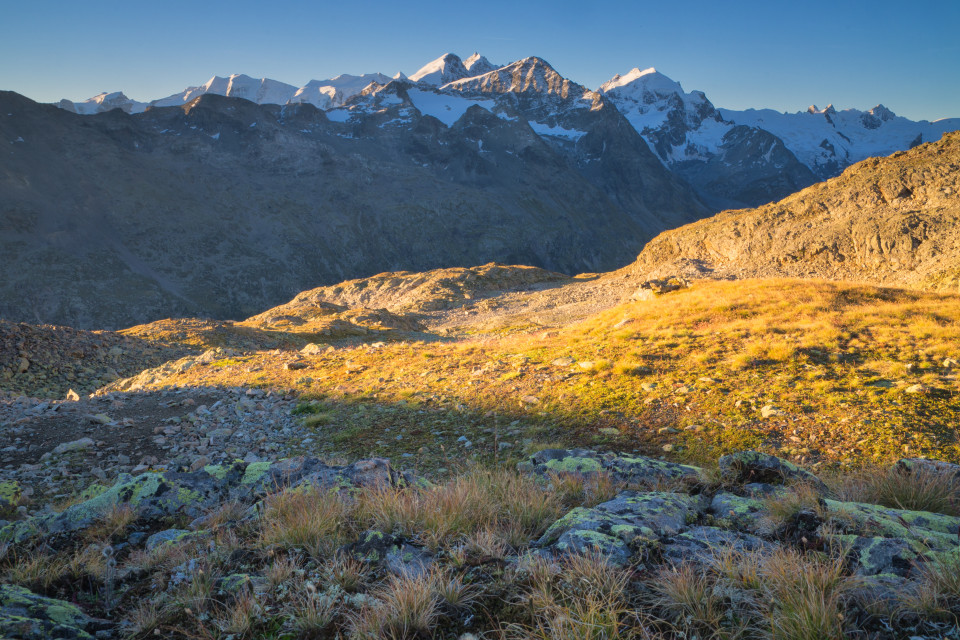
[349, 571, 442, 640]
[83, 503, 139, 542]
[356, 469, 561, 551]
[831, 465, 960, 516]
[509, 551, 634, 640]
[652, 564, 739, 638]
[115, 278, 960, 469]
[323, 553, 371, 593]
[260, 487, 352, 557]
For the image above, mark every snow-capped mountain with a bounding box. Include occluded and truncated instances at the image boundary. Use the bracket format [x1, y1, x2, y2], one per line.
[57, 91, 146, 115]
[600, 67, 816, 208]
[463, 52, 498, 75]
[409, 53, 472, 85]
[53, 52, 960, 211]
[718, 104, 960, 179]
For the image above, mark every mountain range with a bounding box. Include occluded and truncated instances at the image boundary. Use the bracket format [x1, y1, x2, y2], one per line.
[2, 52, 958, 329]
[57, 53, 960, 209]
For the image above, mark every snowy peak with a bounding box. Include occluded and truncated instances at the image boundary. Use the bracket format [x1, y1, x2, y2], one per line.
[444, 56, 584, 100]
[463, 52, 498, 75]
[599, 67, 710, 112]
[58, 91, 146, 115]
[290, 73, 393, 109]
[410, 53, 469, 86]
[870, 104, 896, 121]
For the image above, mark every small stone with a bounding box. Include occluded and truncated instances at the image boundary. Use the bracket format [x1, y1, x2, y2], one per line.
[578, 361, 595, 370]
[189, 456, 211, 472]
[52, 438, 95, 455]
[641, 382, 658, 392]
[300, 343, 325, 355]
[662, 444, 676, 452]
[943, 357, 959, 369]
[904, 384, 925, 394]
[761, 405, 781, 418]
[285, 361, 308, 371]
[65, 389, 80, 402]
[599, 427, 620, 436]
[520, 395, 539, 405]
[16, 357, 29, 373]
[658, 427, 679, 434]
[552, 357, 576, 366]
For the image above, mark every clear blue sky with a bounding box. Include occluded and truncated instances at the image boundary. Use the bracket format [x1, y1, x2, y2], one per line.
[2, 0, 958, 121]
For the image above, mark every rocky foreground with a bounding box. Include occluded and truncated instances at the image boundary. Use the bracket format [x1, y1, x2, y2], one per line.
[2, 448, 959, 639]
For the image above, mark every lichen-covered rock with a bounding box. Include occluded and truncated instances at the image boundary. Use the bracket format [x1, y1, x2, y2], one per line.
[831, 535, 923, 577]
[709, 493, 767, 530]
[1, 457, 410, 546]
[520, 449, 702, 484]
[0, 584, 94, 640]
[896, 457, 960, 478]
[718, 451, 827, 492]
[0, 480, 20, 509]
[344, 529, 404, 563]
[341, 530, 433, 577]
[145, 528, 192, 552]
[662, 526, 772, 565]
[537, 491, 704, 565]
[824, 499, 960, 552]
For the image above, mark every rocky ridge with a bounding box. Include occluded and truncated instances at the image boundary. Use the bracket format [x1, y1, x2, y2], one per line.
[632, 131, 960, 292]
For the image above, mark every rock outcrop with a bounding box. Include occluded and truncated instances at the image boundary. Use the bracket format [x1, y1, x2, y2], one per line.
[632, 131, 960, 292]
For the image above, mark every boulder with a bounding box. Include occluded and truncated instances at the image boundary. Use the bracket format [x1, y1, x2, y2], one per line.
[537, 491, 704, 565]
[718, 451, 827, 492]
[519, 449, 702, 485]
[662, 526, 772, 565]
[0, 584, 94, 640]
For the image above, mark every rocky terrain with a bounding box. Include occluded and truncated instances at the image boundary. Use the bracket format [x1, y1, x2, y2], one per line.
[3, 444, 960, 639]
[632, 131, 960, 292]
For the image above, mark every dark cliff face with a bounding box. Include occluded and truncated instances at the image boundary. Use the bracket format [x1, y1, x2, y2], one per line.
[0, 88, 706, 329]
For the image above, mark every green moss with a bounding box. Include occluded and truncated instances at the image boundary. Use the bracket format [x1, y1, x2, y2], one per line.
[826, 499, 960, 551]
[543, 456, 602, 474]
[204, 464, 228, 480]
[177, 487, 202, 504]
[241, 461, 273, 486]
[0, 584, 93, 639]
[0, 481, 20, 504]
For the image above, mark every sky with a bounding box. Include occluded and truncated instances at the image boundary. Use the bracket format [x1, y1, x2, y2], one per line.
[1, 0, 958, 121]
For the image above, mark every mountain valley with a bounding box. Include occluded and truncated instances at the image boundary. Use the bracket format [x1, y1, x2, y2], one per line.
[3, 50, 960, 640]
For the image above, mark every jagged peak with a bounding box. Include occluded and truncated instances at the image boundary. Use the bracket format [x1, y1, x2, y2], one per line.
[807, 104, 837, 116]
[463, 52, 498, 75]
[870, 104, 896, 121]
[410, 53, 468, 85]
[441, 55, 582, 99]
[598, 67, 689, 100]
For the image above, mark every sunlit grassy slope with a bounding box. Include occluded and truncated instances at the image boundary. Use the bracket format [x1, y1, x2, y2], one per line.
[114, 278, 960, 469]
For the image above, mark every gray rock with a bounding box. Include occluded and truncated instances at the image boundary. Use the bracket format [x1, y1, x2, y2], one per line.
[145, 528, 191, 552]
[520, 448, 702, 484]
[718, 450, 826, 492]
[0, 583, 94, 639]
[52, 438, 95, 455]
[537, 491, 704, 565]
[662, 526, 772, 565]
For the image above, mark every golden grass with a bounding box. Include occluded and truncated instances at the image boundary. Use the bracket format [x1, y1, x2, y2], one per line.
[108, 278, 960, 468]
